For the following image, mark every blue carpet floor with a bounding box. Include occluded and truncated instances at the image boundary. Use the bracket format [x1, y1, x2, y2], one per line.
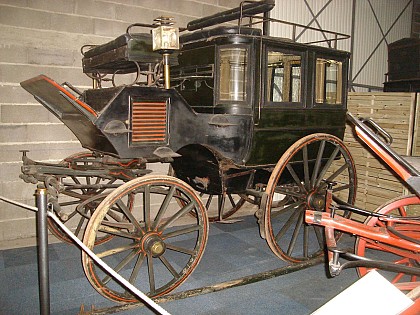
[0, 215, 358, 315]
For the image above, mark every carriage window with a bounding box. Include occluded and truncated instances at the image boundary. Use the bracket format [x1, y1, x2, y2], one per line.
[315, 58, 343, 105]
[219, 47, 248, 102]
[267, 51, 301, 103]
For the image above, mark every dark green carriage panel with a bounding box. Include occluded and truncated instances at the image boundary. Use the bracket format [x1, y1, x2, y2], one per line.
[245, 108, 346, 166]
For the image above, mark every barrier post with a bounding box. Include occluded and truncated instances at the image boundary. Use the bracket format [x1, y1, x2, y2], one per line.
[36, 185, 50, 315]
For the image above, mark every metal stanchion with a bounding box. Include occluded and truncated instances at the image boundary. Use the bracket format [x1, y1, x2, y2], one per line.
[36, 185, 50, 315]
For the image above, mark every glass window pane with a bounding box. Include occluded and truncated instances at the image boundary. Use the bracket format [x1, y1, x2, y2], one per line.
[267, 51, 301, 104]
[315, 58, 342, 105]
[219, 48, 247, 102]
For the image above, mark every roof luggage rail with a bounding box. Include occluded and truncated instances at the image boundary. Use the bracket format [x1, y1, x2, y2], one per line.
[186, 0, 275, 31]
[185, 0, 349, 48]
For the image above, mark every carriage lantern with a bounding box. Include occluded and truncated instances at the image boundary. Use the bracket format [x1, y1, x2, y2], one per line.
[152, 16, 179, 89]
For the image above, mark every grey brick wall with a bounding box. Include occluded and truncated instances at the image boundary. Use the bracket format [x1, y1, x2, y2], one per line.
[0, 0, 243, 241]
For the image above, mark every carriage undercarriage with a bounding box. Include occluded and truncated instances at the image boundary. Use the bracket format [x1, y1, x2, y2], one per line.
[19, 128, 357, 303]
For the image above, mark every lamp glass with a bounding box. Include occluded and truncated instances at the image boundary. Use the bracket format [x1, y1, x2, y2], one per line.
[152, 26, 179, 51]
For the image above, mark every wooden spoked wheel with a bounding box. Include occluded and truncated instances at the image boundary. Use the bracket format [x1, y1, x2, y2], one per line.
[355, 195, 420, 292]
[263, 133, 357, 262]
[196, 192, 246, 222]
[82, 175, 209, 303]
[47, 152, 129, 245]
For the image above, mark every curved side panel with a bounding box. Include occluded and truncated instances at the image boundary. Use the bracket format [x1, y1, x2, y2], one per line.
[172, 144, 223, 194]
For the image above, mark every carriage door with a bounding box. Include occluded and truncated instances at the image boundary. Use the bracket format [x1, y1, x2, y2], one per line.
[246, 46, 305, 166]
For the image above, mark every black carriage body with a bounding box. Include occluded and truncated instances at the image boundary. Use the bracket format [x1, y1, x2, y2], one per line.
[20, 3, 350, 195]
[171, 27, 350, 193]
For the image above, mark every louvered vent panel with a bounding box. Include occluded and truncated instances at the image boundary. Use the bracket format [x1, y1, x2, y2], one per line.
[131, 100, 168, 144]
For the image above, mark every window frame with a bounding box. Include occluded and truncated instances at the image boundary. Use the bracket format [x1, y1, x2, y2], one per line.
[263, 46, 306, 108]
[313, 54, 348, 109]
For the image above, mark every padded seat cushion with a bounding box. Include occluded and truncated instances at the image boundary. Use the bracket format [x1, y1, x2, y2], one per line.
[82, 33, 165, 74]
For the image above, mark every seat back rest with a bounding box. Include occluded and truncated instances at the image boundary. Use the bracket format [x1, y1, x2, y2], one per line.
[20, 75, 97, 121]
[20, 75, 119, 155]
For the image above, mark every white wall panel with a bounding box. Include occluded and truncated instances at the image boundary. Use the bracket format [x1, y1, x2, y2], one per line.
[352, 0, 412, 88]
[270, 0, 412, 90]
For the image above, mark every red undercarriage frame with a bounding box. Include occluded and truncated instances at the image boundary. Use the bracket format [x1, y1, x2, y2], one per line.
[305, 113, 420, 313]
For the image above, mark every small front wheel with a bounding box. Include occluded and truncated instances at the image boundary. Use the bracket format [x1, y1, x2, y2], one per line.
[82, 175, 209, 303]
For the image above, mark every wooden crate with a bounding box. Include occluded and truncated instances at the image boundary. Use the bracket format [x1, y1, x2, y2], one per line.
[345, 92, 419, 214]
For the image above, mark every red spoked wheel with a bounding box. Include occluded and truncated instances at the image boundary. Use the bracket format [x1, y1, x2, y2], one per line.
[355, 194, 420, 292]
[82, 175, 209, 303]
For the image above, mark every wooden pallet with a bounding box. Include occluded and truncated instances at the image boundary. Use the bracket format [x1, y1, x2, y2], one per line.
[346, 92, 420, 214]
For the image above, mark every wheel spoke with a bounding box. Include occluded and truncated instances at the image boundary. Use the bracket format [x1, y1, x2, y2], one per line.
[325, 164, 347, 182]
[303, 145, 310, 190]
[128, 252, 146, 285]
[102, 249, 138, 285]
[162, 225, 201, 239]
[97, 243, 139, 259]
[59, 200, 82, 207]
[74, 214, 87, 237]
[286, 163, 307, 193]
[98, 224, 137, 239]
[143, 184, 151, 230]
[147, 252, 156, 294]
[286, 211, 304, 256]
[332, 183, 350, 193]
[303, 224, 309, 257]
[206, 195, 213, 209]
[160, 255, 180, 278]
[159, 201, 195, 231]
[116, 198, 145, 234]
[310, 140, 325, 188]
[166, 244, 195, 256]
[151, 185, 176, 230]
[314, 146, 340, 188]
[228, 194, 237, 208]
[274, 205, 302, 242]
[398, 206, 407, 216]
[271, 200, 304, 219]
[218, 194, 226, 219]
[313, 225, 324, 249]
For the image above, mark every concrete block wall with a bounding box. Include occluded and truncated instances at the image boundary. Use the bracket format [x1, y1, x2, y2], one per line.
[0, 0, 243, 242]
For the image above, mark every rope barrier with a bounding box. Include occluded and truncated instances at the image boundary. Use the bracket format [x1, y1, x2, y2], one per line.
[0, 194, 171, 315]
[0, 195, 38, 212]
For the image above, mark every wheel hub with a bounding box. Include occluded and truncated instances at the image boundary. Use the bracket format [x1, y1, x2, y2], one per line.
[307, 191, 325, 211]
[142, 234, 166, 257]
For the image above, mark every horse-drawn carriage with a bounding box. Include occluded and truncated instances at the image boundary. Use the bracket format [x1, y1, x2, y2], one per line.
[18, 0, 418, 308]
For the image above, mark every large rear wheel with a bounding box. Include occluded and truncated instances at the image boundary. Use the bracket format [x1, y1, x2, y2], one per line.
[263, 133, 357, 262]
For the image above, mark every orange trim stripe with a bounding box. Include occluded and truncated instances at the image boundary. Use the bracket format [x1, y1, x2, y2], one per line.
[42, 75, 98, 117]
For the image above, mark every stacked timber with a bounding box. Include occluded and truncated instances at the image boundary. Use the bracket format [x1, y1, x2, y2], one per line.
[345, 92, 419, 213]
